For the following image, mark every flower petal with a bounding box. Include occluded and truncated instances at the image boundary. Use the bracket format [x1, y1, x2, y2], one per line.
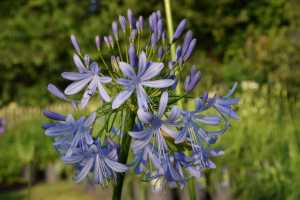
[97, 78, 111, 102]
[61, 154, 87, 165]
[216, 98, 241, 106]
[140, 62, 164, 81]
[161, 125, 180, 140]
[137, 51, 147, 77]
[73, 157, 95, 183]
[222, 82, 237, 99]
[157, 91, 168, 119]
[165, 105, 180, 123]
[61, 72, 93, 81]
[129, 126, 153, 138]
[66, 114, 77, 126]
[192, 114, 221, 126]
[64, 76, 94, 95]
[141, 79, 175, 88]
[73, 53, 90, 73]
[131, 132, 153, 151]
[214, 104, 239, 120]
[137, 109, 154, 124]
[112, 85, 135, 109]
[115, 78, 133, 87]
[83, 111, 96, 127]
[119, 62, 136, 79]
[174, 125, 188, 144]
[99, 76, 113, 83]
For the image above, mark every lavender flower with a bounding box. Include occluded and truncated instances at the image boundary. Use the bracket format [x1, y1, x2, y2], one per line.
[43, 110, 65, 121]
[185, 71, 202, 94]
[112, 51, 174, 109]
[47, 84, 69, 101]
[152, 12, 158, 35]
[172, 19, 188, 43]
[157, 19, 164, 40]
[175, 45, 182, 62]
[119, 15, 127, 31]
[156, 10, 161, 20]
[104, 36, 110, 48]
[184, 75, 191, 89]
[131, 29, 138, 40]
[62, 54, 112, 108]
[71, 35, 81, 54]
[128, 45, 136, 67]
[95, 35, 101, 50]
[151, 33, 158, 50]
[183, 38, 197, 62]
[182, 30, 193, 56]
[71, 100, 78, 111]
[149, 16, 153, 32]
[84, 54, 90, 67]
[127, 9, 133, 27]
[112, 21, 119, 39]
[139, 16, 144, 31]
[157, 47, 164, 60]
[109, 35, 114, 48]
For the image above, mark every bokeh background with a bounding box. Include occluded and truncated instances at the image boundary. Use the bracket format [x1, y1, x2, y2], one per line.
[0, 0, 300, 199]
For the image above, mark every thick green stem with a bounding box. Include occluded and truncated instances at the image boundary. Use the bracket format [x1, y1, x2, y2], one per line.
[27, 161, 33, 200]
[112, 112, 136, 200]
[187, 177, 196, 200]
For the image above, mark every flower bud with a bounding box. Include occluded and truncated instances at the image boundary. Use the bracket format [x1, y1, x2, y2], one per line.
[186, 71, 202, 94]
[71, 100, 78, 111]
[202, 90, 208, 104]
[166, 44, 171, 51]
[172, 78, 179, 92]
[43, 110, 66, 121]
[112, 21, 119, 39]
[156, 10, 161, 20]
[182, 30, 193, 56]
[95, 35, 101, 50]
[162, 32, 166, 43]
[139, 16, 144, 31]
[119, 15, 126, 31]
[116, 56, 120, 63]
[152, 12, 158, 35]
[108, 35, 114, 48]
[47, 84, 69, 101]
[136, 21, 140, 32]
[127, 9, 133, 27]
[111, 56, 116, 70]
[183, 38, 197, 62]
[128, 46, 136, 67]
[109, 139, 121, 149]
[175, 45, 182, 62]
[84, 54, 90, 67]
[41, 123, 55, 130]
[157, 47, 164, 60]
[184, 75, 191, 89]
[179, 56, 183, 68]
[168, 61, 174, 69]
[104, 36, 110, 48]
[172, 19, 188, 43]
[134, 54, 139, 68]
[157, 19, 164, 40]
[149, 16, 153, 32]
[131, 29, 138, 40]
[191, 65, 196, 80]
[151, 33, 158, 50]
[71, 35, 81, 54]
[132, 18, 137, 29]
[169, 69, 175, 79]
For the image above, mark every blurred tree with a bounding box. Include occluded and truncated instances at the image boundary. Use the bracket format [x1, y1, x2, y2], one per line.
[0, 0, 300, 106]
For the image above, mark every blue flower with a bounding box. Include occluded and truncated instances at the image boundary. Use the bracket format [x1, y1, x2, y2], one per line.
[129, 91, 181, 155]
[112, 51, 174, 109]
[62, 54, 112, 109]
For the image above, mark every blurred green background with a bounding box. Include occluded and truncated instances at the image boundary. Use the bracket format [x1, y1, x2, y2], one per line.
[0, 0, 300, 199]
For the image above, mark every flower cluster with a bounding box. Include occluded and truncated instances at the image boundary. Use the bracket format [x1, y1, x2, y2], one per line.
[43, 8, 240, 191]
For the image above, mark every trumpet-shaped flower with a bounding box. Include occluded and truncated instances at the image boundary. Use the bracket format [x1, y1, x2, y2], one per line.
[112, 51, 174, 109]
[62, 54, 112, 108]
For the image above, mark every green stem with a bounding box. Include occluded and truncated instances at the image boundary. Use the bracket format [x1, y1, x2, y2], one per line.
[116, 39, 123, 61]
[124, 31, 129, 63]
[27, 161, 33, 200]
[112, 112, 136, 200]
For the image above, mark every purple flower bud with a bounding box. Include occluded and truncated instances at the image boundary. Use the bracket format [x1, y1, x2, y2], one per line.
[119, 15, 126, 31]
[131, 29, 138, 40]
[84, 54, 90, 67]
[104, 36, 110, 48]
[43, 110, 66, 121]
[134, 54, 139, 68]
[175, 45, 182, 62]
[179, 56, 183, 67]
[127, 9, 133, 27]
[162, 32, 166, 43]
[183, 38, 197, 62]
[128, 45, 136, 66]
[156, 10, 161, 20]
[139, 16, 144, 30]
[151, 33, 158, 50]
[168, 61, 174, 69]
[0, 119, 7, 126]
[71, 35, 81, 54]
[157, 47, 164, 60]
[41, 123, 55, 130]
[95, 35, 101, 49]
[202, 90, 208, 104]
[157, 19, 164, 40]
[152, 12, 158, 35]
[132, 18, 136, 29]
[109, 35, 114, 48]
[172, 19, 188, 43]
[129, 37, 133, 46]
[169, 69, 175, 79]
[116, 56, 120, 63]
[182, 30, 193, 56]
[191, 65, 196, 80]
[186, 71, 202, 94]
[86, 127, 93, 135]
[172, 78, 179, 92]
[136, 21, 140, 31]
[111, 56, 116, 70]
[166, 44, 171, 51]
[47, 84, 69, 101]
[149, 16, 153, 32]
[184, 75, 191, 89]
[71, 100, 78, 111]
[109, 139, 121, 149]
[112, 21, 119, 39]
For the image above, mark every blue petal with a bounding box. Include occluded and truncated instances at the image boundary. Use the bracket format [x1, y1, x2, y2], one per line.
[214, 104, 239, 120]
[119, 62, 136, 79]
[61, 154, 87, 165]
[66, 114, 77, 126]
[83, 111, 96, 127]
[45, 126, 72, 137]
[73, 157, 95, 183]
[216, 98, 241, 106]
[133, 149, 148, 174]
[73, 54, 90, 73]
[64, 76, 94, 95]
[104, 158, 128, 172]
[137, 109, 154, 124]
[131, 132, 153, 151]
[174, 125, 187, 144]
[161, 125, 180, 140]
[115, 78, 133, 87]
[99, 76, 112, 83]
[222, 82, 237, 99]
[137, 51, 147, 77]
[141, 79, 175, 88]
[112, 85, 135, 109]
[157, 91, 168, 119]
[97, 78, 111, 102]
[128, 126, 153, 138]
[61, 72, 93, 81]
[165, 105, 180, 123]
[93, 155, 104, 185]
[192, 114, 221, 126]
[139, 62, 164, 81]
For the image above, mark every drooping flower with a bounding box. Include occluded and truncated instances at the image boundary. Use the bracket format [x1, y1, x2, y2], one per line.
[112, 51, 174, 109]
[62, 54, 112, 108]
